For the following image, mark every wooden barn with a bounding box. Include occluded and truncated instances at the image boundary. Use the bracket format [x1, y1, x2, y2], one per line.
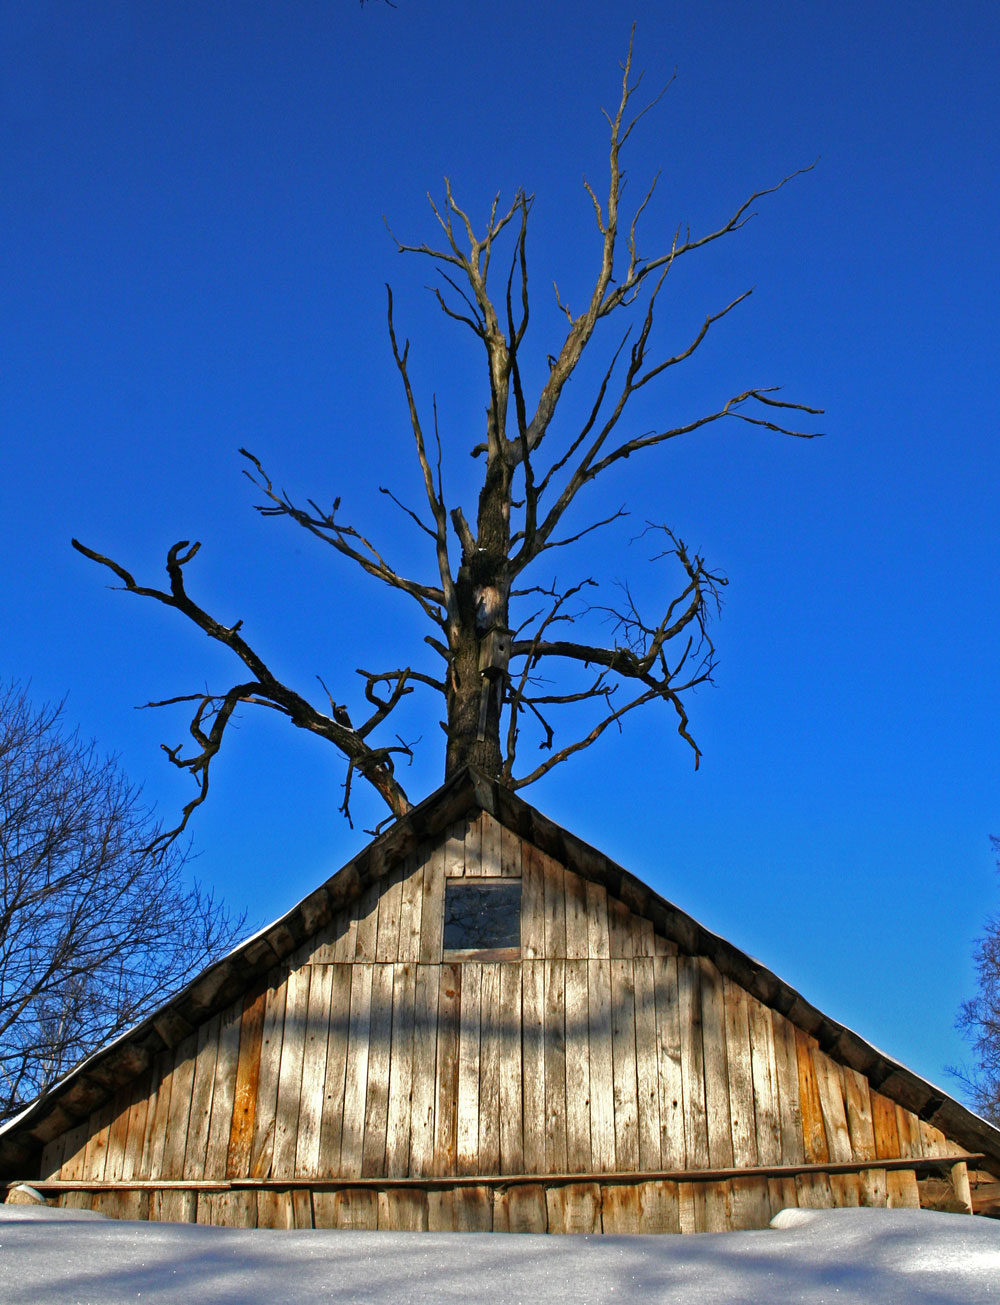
[3, 767, 999, 1233]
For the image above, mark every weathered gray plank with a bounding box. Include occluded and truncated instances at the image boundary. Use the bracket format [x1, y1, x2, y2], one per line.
[457, 961, 482, 1174]
[586, 881, 611, 960]
[294, 965, 333, 1177]
[747, 994, 781, 1167]
[361, 962, 395, 1176]
[499, 961, 524, 1174]
[522, 958, 546, 1174]
[419, 845, 445, 964]
[339, 963, 374, 1178]
[545, 1182, 601, 1233]
[699, 958, 734, 1169]
[653, 955, 686, 1169]
[385, 961, 417, 1176]
[564, 868, 589, 960]
[588, 958, 616, 1172]
[564, 957, 592, 1173]
[633, 955, 661, 1171]
[520, 842, 546, 959]
[677, 957, 709, 1169]
[375, 863, 404, 963]
[723, 977, 757, 1170]
[544, 958, 568, 1173]
[398, 854, 424, 964]
[432, 962, 461, 1175]
[318, 964, 352, 1177]
[611, 957, 640, 1171]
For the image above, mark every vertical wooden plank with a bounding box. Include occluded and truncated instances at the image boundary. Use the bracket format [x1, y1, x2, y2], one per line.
[150, 1189, 197, 1224]
[545, 1182, 601, 1233]
[378, 1189, 429, 1230]
[270, 965, 311, 1179]
[633, 955, 661, 1171]
[432, 962, 461, 1176]
[204, 999, 243, 1179]
[353, 881, 380, 962]
[871, 1089, 901, 1158]
[677, 956, 709, 1169]
[294, 965, 334, 1177]
[385, 961, 417, 1176]
[456, 961, 482, 1175]
[796, 1171, 834, 1209]
[640, 1179, 681, 1233]
[522, 958, 547, 1174]
[464, 811, 484, 876]
[747, 995, 781, 1167]
[40, 1131, 67, 1182]
[722, 978, 757, 1170]
[588, 958, 616, 1172]
[183, 1015, 222, 1179]
[331, 901, 358, 965]
[895, 1104, 923, 1158]
[249, 973, 288, 1179]
[481, 812, 502, 876]
[339, 963, 373, 1179]
[702, 1180, 733, 1231]
[160, 1032, 197, 1180]
[443, 821, 465, 877]
[842, 1066, 883, 1205]
[813, 1049, 853, 1164]
[58, 1120, 91, 1181]
[361, 962, 395, 1177]
[500, 823, 522, 878]
[794, 1029, 829, 1165]
[499, 961, 524, 1174]
[318, 963, 353, 1175]
[478, 961, 502, 1174]
[767, 1175, 800, 1219]
[771, 1012, 805, 1165]
[398, 855, 424, 963]
[520, 842, 547, 959]
[586, 881, 611, 959]
[653, 954, 686, 1169]
[496, 1183, 547, 1233]
[729, 1177, 773, 1230]
[142, 1048, 175, 1178]
[610, 957, 639, 1171]
[542, 850, 567, 960]
[607, 896, 633, 960]
[602, 1183, 644, 1233]
[564, 868, 589, 960]
[226, 985, 267, 1178]
[428, 1185, 492, 1231]
[633, 915, 656, 958]
[419, 845, 445, 964]
[103, 1085, 136, 1184]
[544, 957, 568, 1173]
[254, 1189, 292, 1229]
[375, 863, 404, 962]
[564, 958, 592, 1173]
[406, 964, 439, 1177]
[121, 1075, 152, 1181]
[699, 957, 734, 1169]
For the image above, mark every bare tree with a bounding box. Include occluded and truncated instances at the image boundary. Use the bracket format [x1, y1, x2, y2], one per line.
[955, 838, 1000, 1125]
[0, 683, 243, 1121]
[74, 37, 821, 839]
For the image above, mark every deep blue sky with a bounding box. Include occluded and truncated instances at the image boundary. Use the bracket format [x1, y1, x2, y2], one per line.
[4, 0, 998, 1094]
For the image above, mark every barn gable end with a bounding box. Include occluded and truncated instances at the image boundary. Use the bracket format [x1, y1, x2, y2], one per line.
[3, 769, 997, 1232]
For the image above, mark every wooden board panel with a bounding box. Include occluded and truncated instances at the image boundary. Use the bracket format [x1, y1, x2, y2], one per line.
[564, 868, 589, 960]
[586, 881, 611, 959]
[494, 1183, 547, 1233]
[702, 1180, 732, 1232]
[795, 1171, 834, 1209]
[544, 958, 568, 1173]
[160, 1032, 198, 1180]
[333, 1188, 378, 1229]
[870, 1090, 901, 1158]
[149, 1189, 197, 1224]
[640, 1179, 682, 1233]
[456, 961, 482, 1175]
[698, 958, 733, 1169]
[677, 1182, 705, 1234]
[500, 823, 522, 878]
[729, 1176, 773, 1230]
[409, 963, 440, 1176]
[385, 961, 417, 1176]
[770, 1012, 805, 1165]
[427, 1185, 492, 1231]
[464, 812, 483, 876]
[746, 995, 781, 1167]
[794, 1028, 829, 1164]
[443, 821, 465, 878]
[378, 1188, 429, 1230]
[204, 999, 243, 1179]
[271, 965, 311, 1180]
[541, 848, 566, 960]
[481, 811, 502, 876]
[608, 895, 633, 960]
[812, 1048, 852, 1164]
[677, 956, 709, 1169]
[564, 958, 592, 1173]
[226, 986, 267, 1179]
[120, 1076, 152, 1182]
[294, 966, 334, 1177]
[767, 1175, 800, 1219]
[433, 962, 461, 1176]
[723, 978, 757, 1170]
[339, 963, 374, 1178]
[419, 845, 445, 964]
[478, 961, 502, 1174]
[545, 1182, 601, 1234]
[292, 1187, 314, 1228]
[331, 901, 358, 965]
[248, 972, 288, 1180]
[520, 842, 546, 959]
[610, 957, 639, 1171]
[255, 1189, 294, 1229]
[142, 1049, 175, 1178]
[653, 955, 685, 1169]
[632, 914, 656, 958]
[353, 882, 380, 962]
[588, 958, 616, 1172]
[318, 963, 353, 1175]
[499, 961, 524, 1174]
[183, 1015, 222, 1179]
[398, 854, 424, 963]
[103, 1084, 136, 1184]
[522, 959, 546, 1174]
[375, 863, 404, 962]
[895, 1104, 923, 1158]
[361, 962, 395, 1177]
[601, 1183, 644, 1233]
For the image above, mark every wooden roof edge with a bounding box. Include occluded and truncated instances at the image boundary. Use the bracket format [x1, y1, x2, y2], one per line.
[3, 766, 1000, 1177]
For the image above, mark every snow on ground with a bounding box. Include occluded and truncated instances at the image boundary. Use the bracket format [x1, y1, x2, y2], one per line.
[1, 1204, 998, 1305]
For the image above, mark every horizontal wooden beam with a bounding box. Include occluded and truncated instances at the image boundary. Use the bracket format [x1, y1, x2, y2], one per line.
[4, 1155, 983, 1195]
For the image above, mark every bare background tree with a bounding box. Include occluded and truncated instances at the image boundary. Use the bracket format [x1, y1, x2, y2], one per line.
[74, 38, 821, 838]
[0, 683, 243, 1121]
[955, 837, 1000, 1126]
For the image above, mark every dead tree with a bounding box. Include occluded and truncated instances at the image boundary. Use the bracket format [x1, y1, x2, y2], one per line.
[74, 38, 821, 839]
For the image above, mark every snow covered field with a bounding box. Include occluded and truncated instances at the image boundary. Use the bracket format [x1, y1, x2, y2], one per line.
[1, 1204, 998, 1305]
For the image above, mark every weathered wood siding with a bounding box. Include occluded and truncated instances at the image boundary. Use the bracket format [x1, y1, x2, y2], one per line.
[34, 810, 970, 1231]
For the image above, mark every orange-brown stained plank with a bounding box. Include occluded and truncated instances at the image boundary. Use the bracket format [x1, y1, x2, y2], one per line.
[385, 961, 417, 1176]
[183, 1014, 222, 1179]
[794, 1027, 829, 1164]
[870, 1089, 901, 1159]
[409, 963, 440, 1176]
[120, 1074, 152, 1181]
[318, 962, 353, 1174]
[545, 1182, 601, 1234]
[564, 958, 592, 1173]
[499, 960, 525, 1174]
[494, 1183, 547, 1233]
[103, 1083, 137, 1184]
[478, 961, 502, 1174]
[699, 957, 734, 1169]
[361, 962, 395, 1177]
[226, 985, 268, 1179]
[142, 1048, 175, 1178]
[432, 962, 461, 1176]
[378, 1188, 429, 1230]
